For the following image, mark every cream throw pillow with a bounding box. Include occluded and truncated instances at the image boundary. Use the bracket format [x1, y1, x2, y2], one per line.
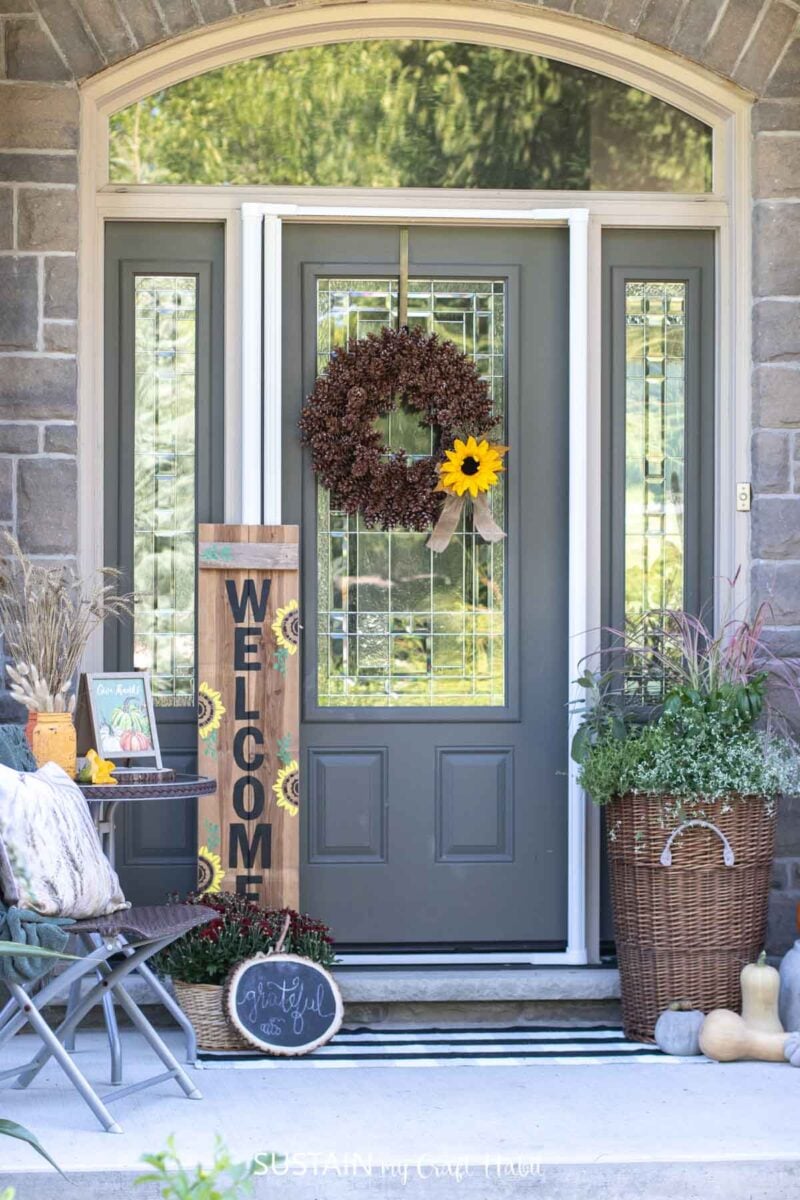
[0, 761, 129, 919]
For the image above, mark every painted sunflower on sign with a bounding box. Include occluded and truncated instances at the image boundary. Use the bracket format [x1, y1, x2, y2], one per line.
[198, 682, 225, 740]
[273, 760, 300, 817]
[272, 600, 300, 655]
[439, 436, 507, 499]
[197, 845, 225, 894]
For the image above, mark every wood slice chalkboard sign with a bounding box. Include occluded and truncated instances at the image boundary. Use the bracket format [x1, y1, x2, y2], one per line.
[224, 953, 343, 1056]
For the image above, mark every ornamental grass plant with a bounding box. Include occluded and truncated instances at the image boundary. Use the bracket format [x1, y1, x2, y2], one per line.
[154, 892, 335, 986]
[571, 584, 800, 808]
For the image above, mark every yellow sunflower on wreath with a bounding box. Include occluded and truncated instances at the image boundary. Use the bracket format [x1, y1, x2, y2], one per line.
[272, 600, 300, 655]
[273, 760, 300, 817]
[198, 682, 225, 740]
[197, 845, 225, 894]
[439, 436, 507, 498]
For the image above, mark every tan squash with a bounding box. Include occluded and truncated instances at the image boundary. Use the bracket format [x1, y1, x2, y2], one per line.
[741, 951, 784, 1034]
[699, 1009, 789, 1063]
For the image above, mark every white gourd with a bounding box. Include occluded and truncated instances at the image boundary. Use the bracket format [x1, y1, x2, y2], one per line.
[741, 951, 784, 1034]
[699, 1009, 791, 1063]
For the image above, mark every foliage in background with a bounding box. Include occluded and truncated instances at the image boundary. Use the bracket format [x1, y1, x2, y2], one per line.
[154, 893, 335, 986]
[109, 41, 711, 192]
[572, 593, 800, 806]
[136, 1136, 272, 1200]
[0, 533, 132, 713]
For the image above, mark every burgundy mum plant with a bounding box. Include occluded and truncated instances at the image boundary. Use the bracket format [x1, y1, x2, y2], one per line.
[154, 892, 335, 986]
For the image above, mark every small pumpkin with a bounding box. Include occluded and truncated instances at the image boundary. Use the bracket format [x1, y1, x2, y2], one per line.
[119, 729, 152, 752]
[700, 1009, 791, 1063]
[741, 950, 784, 1034]
[654, 1001, 704, 1057]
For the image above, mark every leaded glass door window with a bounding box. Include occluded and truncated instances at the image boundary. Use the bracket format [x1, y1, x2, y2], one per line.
[284, 224, 570, 948]
[315, 277, 506, 708]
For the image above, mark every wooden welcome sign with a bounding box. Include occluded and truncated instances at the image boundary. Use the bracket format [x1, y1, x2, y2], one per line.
[197, 525, 299, 910]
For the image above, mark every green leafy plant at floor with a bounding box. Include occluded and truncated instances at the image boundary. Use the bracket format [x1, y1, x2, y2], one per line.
[153, 893, 335, 987]
[136, 1136, 278, 1200]
[572, 588, 800, 807]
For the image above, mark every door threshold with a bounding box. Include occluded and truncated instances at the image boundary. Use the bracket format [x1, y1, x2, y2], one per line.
[337, 950, 588, 967]
[331, 964, 620, 1005]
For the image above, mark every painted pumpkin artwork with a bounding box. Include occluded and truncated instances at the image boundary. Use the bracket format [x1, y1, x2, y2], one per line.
[109, 696, 153, 751]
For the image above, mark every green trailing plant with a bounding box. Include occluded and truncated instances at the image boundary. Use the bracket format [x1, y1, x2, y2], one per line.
[153, 893, 335, 987]
[572, 585, 800, 807]
[136, 1136, 275, 1200]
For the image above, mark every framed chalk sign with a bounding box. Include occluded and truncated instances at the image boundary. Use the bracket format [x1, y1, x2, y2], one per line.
[224, 953, 343, 1056]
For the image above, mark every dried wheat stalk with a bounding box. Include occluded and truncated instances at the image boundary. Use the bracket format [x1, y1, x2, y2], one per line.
[0, 533, 133, 712]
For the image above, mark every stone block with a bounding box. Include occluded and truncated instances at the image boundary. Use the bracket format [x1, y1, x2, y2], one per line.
[752, 430, 790, 492]
[119, 0, 164, 47]
[637, 0, 683, 43]
[604, 0, 646, 33]
[767, 889, 800, 955]
[44, 256, 77, 319]
[4, 16, 71, 81]
[0, 2, 34, 11]
[670, 0, 720, 60]
[753, 98, 800, 131]
[17, 456, 76, 554]
[572, 0, 608, 20]
[704, 0, 761, 76]
[0, 190, 11, 251]
[0, 83, 78, 149]
[76, 0, 135, 63]
[754, 300, 800, 362]
[0, 457, 12, 522]
[0, 424, 38, 453]
[194, 0, 236, 21]
[34, 0, 102, 78]
[0, 256, 38, 350]
[734, 1, 797, 93]
[753, 365, 800, 426]
[0, 153, 77, 184]
[773, 860, 791, 890]
[767, 35, 800, 97]
[752, 560, 800, 623]
[752, 497, 800, 557]
[754, 203, 800, 295]
[43, 321, 76, 354]
[0, 356, 76, 419]
[17, 188, 78, 251]
[754, 136, 800, 198]
[43, 421, 76, 453]
[158, 0, 199, 34]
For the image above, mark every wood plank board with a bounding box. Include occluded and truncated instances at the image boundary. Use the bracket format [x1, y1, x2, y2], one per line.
[199, 541, 299, 570]
[198, 524, 299, 910]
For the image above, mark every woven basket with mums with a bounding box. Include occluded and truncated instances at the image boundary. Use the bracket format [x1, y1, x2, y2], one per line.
[172, 980, 251, 1053]
[607, 792, 776, 1042]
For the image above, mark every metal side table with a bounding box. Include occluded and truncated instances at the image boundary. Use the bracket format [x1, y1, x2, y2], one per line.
[70, 774, 217, 1082]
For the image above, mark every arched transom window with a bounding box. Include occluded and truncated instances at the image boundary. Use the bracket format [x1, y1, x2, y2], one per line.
[109, 40, 712, 192]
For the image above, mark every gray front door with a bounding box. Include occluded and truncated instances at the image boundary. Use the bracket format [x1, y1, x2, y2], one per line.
[282, 225, 569, 950]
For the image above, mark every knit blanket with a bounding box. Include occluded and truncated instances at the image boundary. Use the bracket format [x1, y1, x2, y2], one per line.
[0, 901, 74, 985]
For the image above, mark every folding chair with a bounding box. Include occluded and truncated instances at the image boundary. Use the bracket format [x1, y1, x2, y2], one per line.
[0, 903, 214, 1134]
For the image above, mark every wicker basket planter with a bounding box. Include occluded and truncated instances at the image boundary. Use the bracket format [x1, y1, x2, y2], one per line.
[172, 980, 251, 1053]
[606, 792, 776, 1043]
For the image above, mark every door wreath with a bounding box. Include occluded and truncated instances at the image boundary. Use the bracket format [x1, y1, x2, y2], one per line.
[298, 326, 508, 550]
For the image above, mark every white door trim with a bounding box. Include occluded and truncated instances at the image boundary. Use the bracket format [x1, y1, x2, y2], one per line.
[243, 202, 591, 966]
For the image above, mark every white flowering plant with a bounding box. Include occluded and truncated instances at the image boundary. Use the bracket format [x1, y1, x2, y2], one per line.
[572, 583, 800, 807]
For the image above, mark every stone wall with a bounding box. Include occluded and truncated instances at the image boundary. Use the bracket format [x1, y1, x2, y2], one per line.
[0, 0, 799, 948]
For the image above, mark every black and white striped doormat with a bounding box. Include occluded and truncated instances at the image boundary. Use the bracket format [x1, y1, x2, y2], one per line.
[196, 1025, 707, 1068]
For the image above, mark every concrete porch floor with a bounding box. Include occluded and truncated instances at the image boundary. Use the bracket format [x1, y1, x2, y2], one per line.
[1, 1030, 800, 1199]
